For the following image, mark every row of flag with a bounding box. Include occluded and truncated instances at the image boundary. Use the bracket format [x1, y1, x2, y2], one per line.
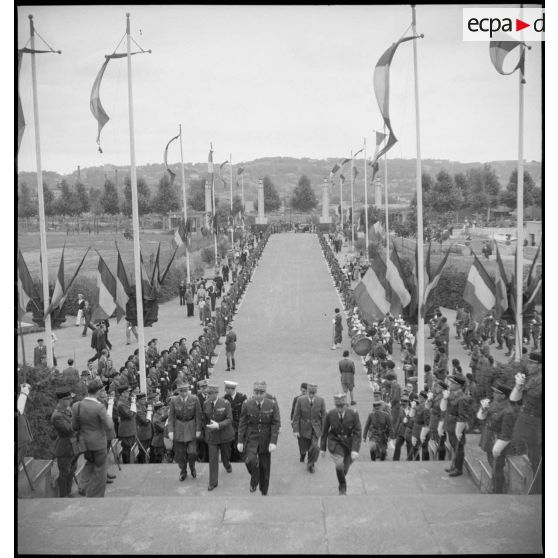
[464, 242, 541, 320]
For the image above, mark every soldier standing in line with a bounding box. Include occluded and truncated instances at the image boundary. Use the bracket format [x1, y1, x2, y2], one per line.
[331, 308, 343, 350]
[150, 401, 166, 463]
[440, 375, 468, 477]
[409, 390, 431, 461]
[168, 382, 202, 481]
[338, 350, 357, 406]
[117, 387, 137, 464]
[363, 400, 393, 461]
[225, 324, 237, 372]
[426, 380, 448, 461]
[320, 393, 361, 495]
[223, 380, 247, 463]
[203, 383, 235, 491]
[237, 381, 281, 496]
[196, 379, 210, 462]
[292, 383, 326, 474]
[135, 393, 153, 464]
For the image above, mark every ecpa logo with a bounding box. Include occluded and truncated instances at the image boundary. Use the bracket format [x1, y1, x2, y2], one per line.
[463, 8, 545, 42]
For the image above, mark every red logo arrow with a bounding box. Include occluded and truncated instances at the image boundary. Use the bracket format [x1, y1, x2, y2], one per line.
[516, 18, 530, 32]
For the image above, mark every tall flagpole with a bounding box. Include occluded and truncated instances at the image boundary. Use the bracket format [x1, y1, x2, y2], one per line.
[363, 138, 369, 258]
[211, 143, 218, 266]
[514, 43, 526, 362]
[412, 6, 425, 393]
[29, 15, 53, 368]
[339, 175, 344, 231]
[350, 150, 355, 248]
[384, 126, 390, 259]
[230, 153, 234, 247]
[126, 13, 146, 392]
[179, 124, 191, 284]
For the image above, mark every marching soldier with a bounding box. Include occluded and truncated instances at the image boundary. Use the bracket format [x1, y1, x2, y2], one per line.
[363, 400, 393, 461]
[223, 380, 247, 463]
[203, 383, 235, 491]
[237, 381, 281, 496]
[196, 379, 210, 462]
[168, 382, 202, 481]
[331, 308, 343, 350]
[292, 383, 327, 473]
[320, 393, 362, 495]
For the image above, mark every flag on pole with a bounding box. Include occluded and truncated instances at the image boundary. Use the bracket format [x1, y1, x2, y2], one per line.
[494, 244, 509, 318]
[386, 244, 411, 314]
[339, 173, 346, 182]
[463, 252, 496, 319]
[423, 244, 452, 313]
[489, 40, 525, 76]
[354, 257, 391, 322]
[158, 247, 178, 285]
[340, 158, 351, 167]
[330, 163, 341, 175]
[353, 148, 364, 159]
[50, 245, 65, 312]
[91, 253, 117, 322]
[352, 166, 359, 180]
[237, 166, 245, 175]
[219, 160, 229, 189]
[164, 133, 180, 183]
[18, 50, 25, 153]
[17, 249, 40, 318]
[373, 35, 420, 164]
[115, 246, 130, 322]
[150, 244, 161, 292]
[524, 242, 541, 309]
[172, 220, 188, 249]
[140, 252, 153, 295]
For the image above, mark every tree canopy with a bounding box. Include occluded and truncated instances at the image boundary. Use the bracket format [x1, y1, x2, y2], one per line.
[122, 176, 151, 216]
[290, 174, 317, 212]
[152, 173, 180, 215]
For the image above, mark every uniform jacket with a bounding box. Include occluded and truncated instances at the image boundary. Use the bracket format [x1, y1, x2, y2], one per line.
[443, 391, 469, 432]
[71, 397, 113, 451]
[202, 397, 235, 444]
[290, 394, 302, 422]
[292, 395, 327, 440]
[338, 358, 355, 375]
[225, 330, 237, 351]
[151, 410, 167, 448]
[51, 407, 76, 457]
[168, 394, 202, 442]
[136, 402, 153, 441]
[320, 408, 362, 454]
[334, 314, 343, 332]
[61, 366, 80, 386]
[224, 392, 247, 430]
[238, 397, 281, 453]
[34, 345, 47, 366]
[117, 395, 137, 438]
[91, 329, 107, 352]
[363, 410, 393, 442]
[411, 402, 431, 438]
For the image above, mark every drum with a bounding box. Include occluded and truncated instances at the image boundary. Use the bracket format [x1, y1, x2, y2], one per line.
[351, 333, 373, 356]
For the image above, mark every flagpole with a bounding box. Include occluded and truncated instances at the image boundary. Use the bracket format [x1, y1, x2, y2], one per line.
[412, 6, 425, 393]
[126, 13, 146, 392]
[230, 152, 234, 247]
[514, 43, 526, 362]
[384, 125, 390, 260]
[29, 15, 54, 368]
[351, 151, 355, 248]
[339, 175, 344, 232]
[179, 124, 191, 284]
[364, 138, 369, 259]
[211, 143, 218, 266]
[241, 172, 245, 214]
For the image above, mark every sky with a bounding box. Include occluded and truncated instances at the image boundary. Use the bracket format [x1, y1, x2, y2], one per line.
[16, 4, 543, 174]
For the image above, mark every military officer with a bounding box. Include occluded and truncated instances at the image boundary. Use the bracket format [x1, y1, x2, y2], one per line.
[51, 386, 79, 497]
[292, 382, 327, 473]
[440, 375, 468, 477]
[225, 324, 237, 371]
[223, 380, 247, 463]
[203, 383, 235, 490]
[409, 390, 431, 461]
[426, 380, 448, 461]
[363, 400, 393, 461]
[150, 401, 166, 464]
[33, 338, 47, 367]
[168, 382, 202, 481]
[196, 379, 210, 462]
[291, 382, 308, 463]
[320, 393, 362, 495]
[237, 381, 281, 496]
[135, 393, 153, 464]
[117, 387, 137, 464]
[331, 308, 343, 350]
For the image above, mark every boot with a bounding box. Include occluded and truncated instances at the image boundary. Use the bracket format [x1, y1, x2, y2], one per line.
[336, 468, 347, 494]
[232, 358, 236, 370]
[226, 359, 231, 372]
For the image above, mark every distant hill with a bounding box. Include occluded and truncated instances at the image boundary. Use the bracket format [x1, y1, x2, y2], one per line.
[17, 157, 542, 205]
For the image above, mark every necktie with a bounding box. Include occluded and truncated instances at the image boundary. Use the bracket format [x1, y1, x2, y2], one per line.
[258, 402, 262, 411]
[309, 399, 313, 407]
[338, 413, 343, 421]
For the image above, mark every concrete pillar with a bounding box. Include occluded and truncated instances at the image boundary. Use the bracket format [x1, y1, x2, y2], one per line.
[320, 178, 331, 224]
[256, 178, 267, 225]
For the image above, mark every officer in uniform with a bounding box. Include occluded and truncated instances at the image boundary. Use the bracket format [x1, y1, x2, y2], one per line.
[117, 387, 137, 464]
[51, 386, 79, 497]
[477, 382, 517, 493]
[225, 324, 237, 371]
[331, 308, 343, 350]
[34, 338, 47, 367]
[409, 390, 431, 461]
[150, 401, 166, 463]
[196, 379, 210, 462]
[135, 393, 153, 464]
[291, 382, 308, 462]
[168, 382, 202, 481]
[237, 381, 281, 496]
[223, 380, 247, 463]
[320, 393, 362, 495]
[363, 400, 393, 461]
[292, 382, 327, 473]
[203, 383, 235, 491]
[440, 374, 468, 477]
[426, 380, 448, 461]
[338, 350, 357, 406]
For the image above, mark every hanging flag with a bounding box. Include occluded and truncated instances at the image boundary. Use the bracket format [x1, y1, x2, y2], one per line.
[386, 244, 411, 314]
[489, 41, 525, 76]
[352, 166, 359, 180]
[91, 253, 117, 322]
[219, 161, 229, 189]
[115, 246, 130, 322]
[50, 245, 65, 311]
[423, 244, 452, 313]
[339, 173, 346, 182]
[340, 158, 351, 167]
[150, 244, 161, 292]
[330, 163, 341, 175]
[17, 250, 41, 318]
[172, 221, 187, 249]
[355, 257, 391, 321]
[237, 166, 245, 176]
[494, 244, 509, 318]
[164, 133, 180, 183]
[463, 252, 496, 319]
[373, 35, 420, 166]
[353, 148, 364, 159]
[139, 251, 153, 295]
[526, 241, 541, 290]
[158, 247, 178, 285]
[18, 50, 25, 153]
[524, 241, 541, 310]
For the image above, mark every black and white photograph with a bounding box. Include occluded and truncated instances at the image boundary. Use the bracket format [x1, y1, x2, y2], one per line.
[15, 3, 545, 555]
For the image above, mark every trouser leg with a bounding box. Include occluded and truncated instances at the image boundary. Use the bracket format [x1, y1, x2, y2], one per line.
[297, 436, 307, 460]
[119, 436, 135, 464]
[393, 436, 404, 461]
[56, 456, 73, 497]
[245, 449, 260, 488]
[306, 435, 319, 467]
[84, 449, 108, 498]
[208, 444, 219, 486]
[174, 441, 187, 473]
[258, 451, 271, 494]
[492, 454, 506, 493]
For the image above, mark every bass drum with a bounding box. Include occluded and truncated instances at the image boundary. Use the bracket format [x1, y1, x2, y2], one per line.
[351, 333, 373, 356]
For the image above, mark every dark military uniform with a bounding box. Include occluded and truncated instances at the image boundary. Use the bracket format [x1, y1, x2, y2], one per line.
[224, 391, 247, 462]
[363, 407, 393, 461]
[168, 393, 202, 477]
[117, 393, 137, 464]
[51, 405, 79, 497]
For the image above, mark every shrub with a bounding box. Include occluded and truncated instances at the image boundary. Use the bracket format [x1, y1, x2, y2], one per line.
[201, 246, 215, 266]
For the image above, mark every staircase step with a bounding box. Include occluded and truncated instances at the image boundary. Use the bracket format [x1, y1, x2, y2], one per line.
[18, 458, 56, 498]
[18, 493, 542, 555]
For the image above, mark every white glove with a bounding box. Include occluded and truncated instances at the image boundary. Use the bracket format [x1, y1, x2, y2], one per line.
[480, 398, 490, 409]
[320, 450, 326, 458]
[332, 319, 336, 324]
[437, 421, 445, 437]
[268, 443, 277, 453]
[237, 443, 244, 453]
[196, 431, 201, 438]
[206, 420, 219, 430]
[292, 432, 299, 439]
[20, 383, 31, 397]
[410, 401, 417, 409]
[168, 432, 174, 441]
[515, 373, 526, 386]
[404, 408, 410, 417]
[388, 439, 395, 450]
[427, 392, 434, 401]
[442, 390, 450, 400]
[492, 438, 509, 457]
[350, 451, 359, 460]
[411, 436, 418, 446]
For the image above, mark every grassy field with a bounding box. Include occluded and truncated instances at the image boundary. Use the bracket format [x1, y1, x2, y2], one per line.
[17, 230, 213, 280]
